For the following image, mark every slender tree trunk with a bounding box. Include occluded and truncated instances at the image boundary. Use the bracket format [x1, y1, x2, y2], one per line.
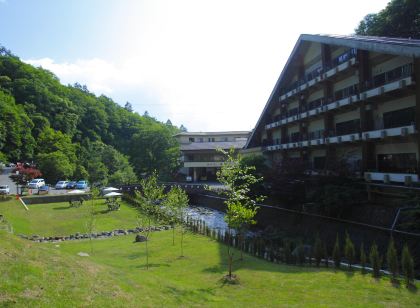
[181, 225, 184, 257]
[173, 224, 175, 246]
[239, 233, 244, 261]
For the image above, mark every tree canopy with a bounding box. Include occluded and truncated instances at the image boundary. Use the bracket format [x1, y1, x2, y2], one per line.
[355, 0, 420, 38]
[0, 46, 180, 184]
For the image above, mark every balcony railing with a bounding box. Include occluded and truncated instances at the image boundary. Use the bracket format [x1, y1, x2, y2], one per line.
[264, 122, 415, 152]
[279, 48, 357, 101]
[265, 63, 414, 131]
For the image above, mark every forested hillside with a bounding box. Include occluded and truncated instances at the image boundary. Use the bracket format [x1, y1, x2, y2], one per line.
[0, 46, 180, 185]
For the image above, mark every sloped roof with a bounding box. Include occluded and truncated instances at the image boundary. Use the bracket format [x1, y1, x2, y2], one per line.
[245, 34, 420, 148]
[180, 140, 247, 151]
[174, 131, 250, 137]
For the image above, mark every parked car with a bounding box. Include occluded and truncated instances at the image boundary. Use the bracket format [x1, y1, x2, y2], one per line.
[55, 181, 69, 189]
[76, 180, 88, 189]
[27, 178, 46, 189]
[0, 185, 10, 195]
[66, 181, 77, 189]
[38, 185, 49, 195]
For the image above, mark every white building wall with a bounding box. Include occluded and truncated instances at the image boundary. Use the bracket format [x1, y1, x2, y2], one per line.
[308, 119, 325, 132]
[372, 56, 412, 76]
[331, 46, 347, 59]
[334, 108, 360, 125]
[288, 124, 300, 134]
[376, 142, 418, 160]
[288, 100, 299, 110]
[375, 95, 416, 116]
[333, 75, 359, 92]
[304, 42, 321, 66]
[307, 89, 324, 102]
[288, 151, 301, 158]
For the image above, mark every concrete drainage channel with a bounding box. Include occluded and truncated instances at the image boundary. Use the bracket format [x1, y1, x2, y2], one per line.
[17, 225, 172, 243]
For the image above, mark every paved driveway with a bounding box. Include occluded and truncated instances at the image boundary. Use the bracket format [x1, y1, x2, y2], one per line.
[0, 167, 17, 194]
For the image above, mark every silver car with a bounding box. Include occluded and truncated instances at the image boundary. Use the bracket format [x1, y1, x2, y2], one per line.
[0, 185, 10, 195]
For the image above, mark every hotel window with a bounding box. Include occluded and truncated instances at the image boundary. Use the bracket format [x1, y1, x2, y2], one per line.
[189, 137, 195, 142]
[383, 107, 415, 129]
[208, 137, 215, 142]
[377, 153, 417, 173]
[335, 119, 360, 136]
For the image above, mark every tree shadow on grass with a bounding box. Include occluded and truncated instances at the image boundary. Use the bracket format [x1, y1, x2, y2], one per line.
[164, 286, 217, 302]
[136, 263, 170, 269]
[52, 205, 73, 210]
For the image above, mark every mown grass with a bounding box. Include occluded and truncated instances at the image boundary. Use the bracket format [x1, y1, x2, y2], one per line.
[0, 198, 143, 236]
[0, 230, 419, 307]
[0, 198, 419, 307]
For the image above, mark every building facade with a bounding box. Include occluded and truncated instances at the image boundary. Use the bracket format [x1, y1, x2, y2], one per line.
[246, 34, 420, 184]
[175, 131, 250, 182]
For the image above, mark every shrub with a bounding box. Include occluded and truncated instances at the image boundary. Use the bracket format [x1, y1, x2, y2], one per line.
[344, 232, 355, 269]
[284, 241, 292, 264]
[323, 243, 329, 267]
[369, 242, 382, 278]
[360, 243, 367, 273]
[314, 234, 323, 267]
[332, 234, 341, 268]
[386, 237, 399, 281]
[401, 244, 414, 287]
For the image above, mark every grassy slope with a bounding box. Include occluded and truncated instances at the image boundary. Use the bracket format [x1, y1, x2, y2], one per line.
[0, 198, 419, 307]
[0, 198, 142, 236]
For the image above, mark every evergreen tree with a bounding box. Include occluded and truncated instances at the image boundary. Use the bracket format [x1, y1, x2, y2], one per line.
[323, 243, 329, 267]
[344, 232, 355, 269]
[369, 242, 382, 278]
[332, 234, 341, 269]
[401, 244, 414, 287]
[124, 102, 133, 112]
[360, 242, 367, 274]
[386, 237, 399, 281]
[314, 234, 323, 267]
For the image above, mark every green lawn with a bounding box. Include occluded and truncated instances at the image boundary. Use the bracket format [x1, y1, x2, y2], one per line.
[0, 197, 419, 307]
[0, 198, 143, 236]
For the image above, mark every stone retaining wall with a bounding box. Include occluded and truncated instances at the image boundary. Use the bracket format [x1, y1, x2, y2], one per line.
[18, 225, 172, 243]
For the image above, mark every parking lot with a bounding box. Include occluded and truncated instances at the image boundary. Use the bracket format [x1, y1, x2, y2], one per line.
[0, 167, 88, 195]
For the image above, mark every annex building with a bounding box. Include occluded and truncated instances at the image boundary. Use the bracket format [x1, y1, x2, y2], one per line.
[245, 34, 420, 184]
[175, 131, 249, 182]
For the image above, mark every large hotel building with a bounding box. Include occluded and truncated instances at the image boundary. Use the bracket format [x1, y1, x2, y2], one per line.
[245, 34, 420, 184]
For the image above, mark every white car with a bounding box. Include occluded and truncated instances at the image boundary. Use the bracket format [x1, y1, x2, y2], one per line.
[28, 178, 45, 189]
[0, 185, 10, 195]
[55, 181, 69, 189]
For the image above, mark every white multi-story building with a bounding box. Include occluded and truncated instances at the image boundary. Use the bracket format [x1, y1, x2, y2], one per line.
[245, 34, 420, 185]
[175, 131, 250, 182]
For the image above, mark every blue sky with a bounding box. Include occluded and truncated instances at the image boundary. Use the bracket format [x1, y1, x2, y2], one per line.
[0, 0, 390, 131]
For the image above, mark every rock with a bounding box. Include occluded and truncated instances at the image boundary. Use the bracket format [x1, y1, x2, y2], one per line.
[134, 234, 147, 243]
[77, 252, 89, 257]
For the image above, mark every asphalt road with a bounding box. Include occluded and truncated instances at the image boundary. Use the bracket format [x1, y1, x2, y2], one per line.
[0, 167, 88, 195]
[0, 167, 17, 194]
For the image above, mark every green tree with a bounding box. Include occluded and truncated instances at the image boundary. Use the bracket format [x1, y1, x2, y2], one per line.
[401, 244, 414, 287]
[37, 151, 75, 184]
[369, 242, 382, 278]
[128, 122, 180, 179]
[162, 186, 189, 256]
[216, 148, 265, 279]
[360, 243, 367, 274]
[314, 234, 323, 267]
[386, 237, 399, 281]
[355, 0, 420, 39]
[136, 172, 165, 270]
[344, 232, 355, 269]
[332, 234, 341, 269]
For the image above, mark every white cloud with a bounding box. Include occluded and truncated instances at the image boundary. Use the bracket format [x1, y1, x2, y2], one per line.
[24, 0, 390, 131]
